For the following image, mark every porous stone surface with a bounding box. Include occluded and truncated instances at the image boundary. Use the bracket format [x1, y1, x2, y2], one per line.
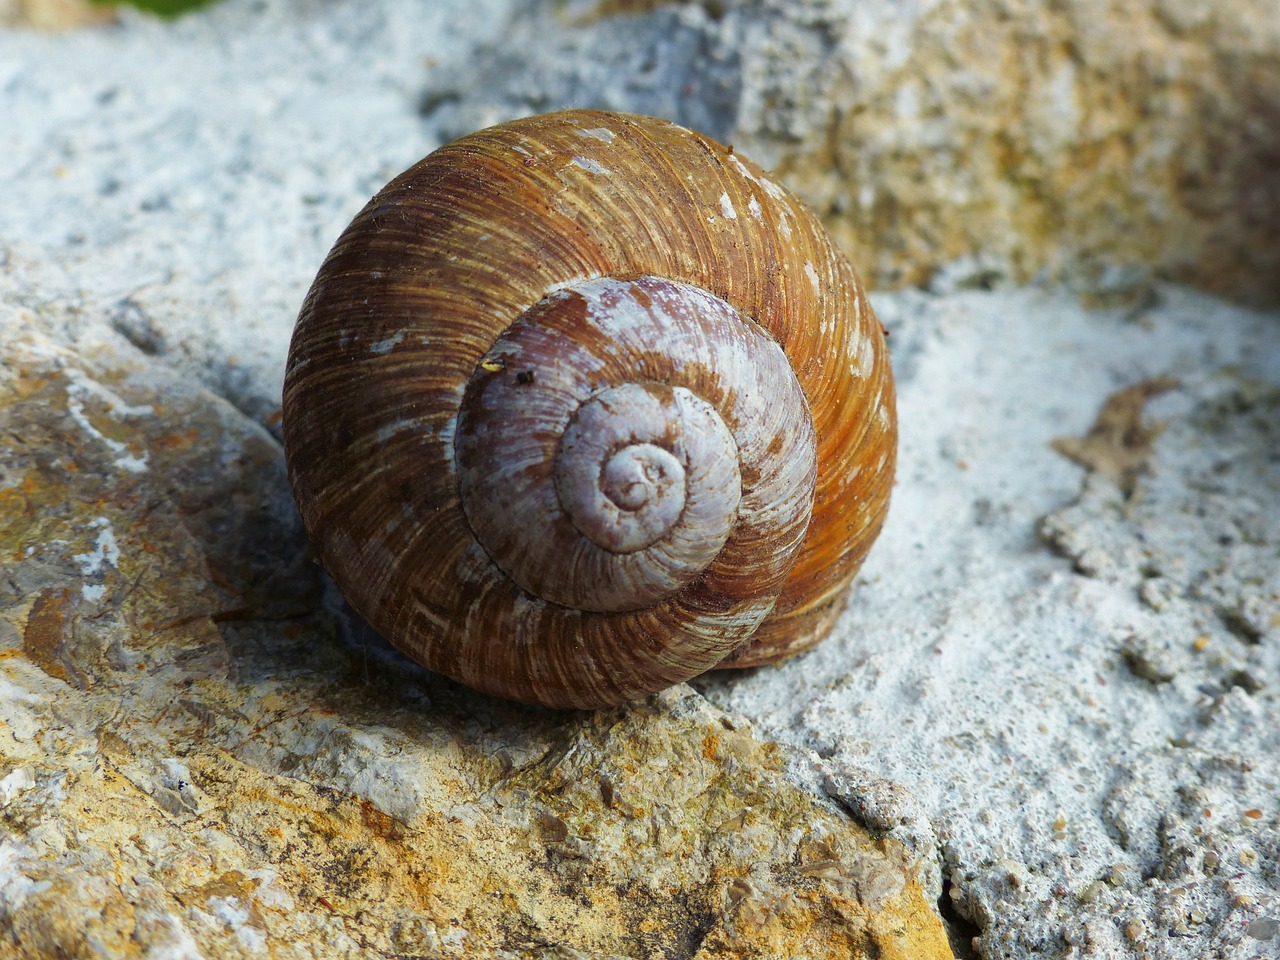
[1, 2, 1278, 959]
[702, 286, 1280, 960]
[431, 0, 1280, 305]
[0, 328, 951, 958]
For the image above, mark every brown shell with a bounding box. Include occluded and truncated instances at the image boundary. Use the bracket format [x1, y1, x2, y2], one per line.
[282, 110, 897, 709]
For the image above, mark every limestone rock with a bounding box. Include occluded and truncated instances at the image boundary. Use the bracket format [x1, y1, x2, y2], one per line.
[430, 0, 1280, 305]
[0, 0, 113, 30]
[0, 327, 953, 958]
[4, 3, 1277, 959]
[1042, 379, 1280, 653]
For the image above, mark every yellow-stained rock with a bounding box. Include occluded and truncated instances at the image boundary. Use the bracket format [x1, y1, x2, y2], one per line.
[778, 0, 1280, 306]
[0, 328, 953, 958]
[0, 0, 113, 29]
[443, 0, 1280, 306]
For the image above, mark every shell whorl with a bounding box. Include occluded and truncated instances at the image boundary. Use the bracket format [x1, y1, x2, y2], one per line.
[282, 110, 897, 709]
[455, 276, 817, 617]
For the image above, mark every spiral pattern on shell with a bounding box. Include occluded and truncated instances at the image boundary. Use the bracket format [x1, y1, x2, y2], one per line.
[282, 110, 897, 709]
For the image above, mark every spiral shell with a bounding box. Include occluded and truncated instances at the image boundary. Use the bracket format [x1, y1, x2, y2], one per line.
[282, 110, 896, 709]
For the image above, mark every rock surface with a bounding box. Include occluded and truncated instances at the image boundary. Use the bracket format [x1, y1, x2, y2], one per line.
[702, 286, 1280, 960]
[0, 329, 952, 958]
[434, 0, 1280, 305]
[0, 0, 112, 30]
[1, 2, 1278, 959]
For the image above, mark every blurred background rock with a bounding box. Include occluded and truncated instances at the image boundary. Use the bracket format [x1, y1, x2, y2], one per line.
[8, 0, 1278, 306]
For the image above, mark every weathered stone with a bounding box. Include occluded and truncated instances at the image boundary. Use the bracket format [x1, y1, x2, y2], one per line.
[0, 0, 113, 30]
[431, 0, 1280, 305]
[4, 4, 1277, 959]
[1041, 380, 1280, 653]
[0, 327, 953, 958]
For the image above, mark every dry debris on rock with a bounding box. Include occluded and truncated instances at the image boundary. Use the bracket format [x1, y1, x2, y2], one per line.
[1049, 376, 1179, 497]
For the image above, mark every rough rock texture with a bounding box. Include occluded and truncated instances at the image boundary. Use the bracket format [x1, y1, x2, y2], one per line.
[431, 0, 1280, 305]
[1029, 380, 1280, 957]
[1, 2, 1279, 959]
[703, 286, 1280, 960]
[0, 0, 112, 30]
[0, 328, 952, 958]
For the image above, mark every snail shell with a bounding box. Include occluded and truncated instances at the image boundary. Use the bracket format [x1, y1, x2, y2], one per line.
[282, 110, 896, 709]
